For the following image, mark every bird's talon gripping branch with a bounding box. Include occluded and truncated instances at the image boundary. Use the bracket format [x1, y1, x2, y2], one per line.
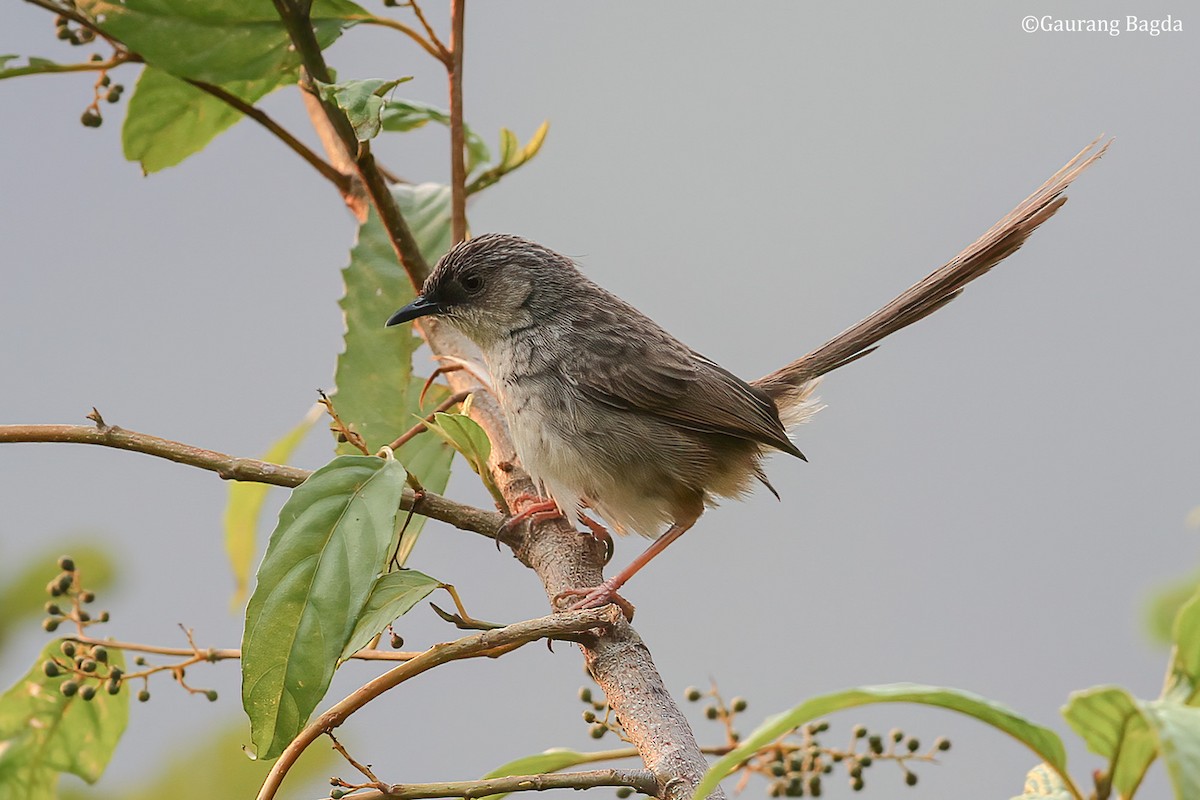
[496, 494, 562, 542]
[578, 512, 614, 564]
[555, 581, 635, 622]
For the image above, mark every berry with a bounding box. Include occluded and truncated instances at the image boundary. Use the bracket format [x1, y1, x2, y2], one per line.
[92, 646, 107, 663]
[107, 680, 120, 695]
[80, 659, 97, 673]
[80, 110, 103, 128]
[731, 696, 747, 713]
[205, 689, 219, 702]
[704, 705, 718, 720]
[904, 772, 918, 787]
[578, 687, 593, 703]
[61, 680, 79, 697]
[615, 788, 633, 799]
[935, 737, 951, 751]
[81, 591, 95, 604]
[58, 556, 75, 572]
[137, 689, 150, 702]
[851, 724, 867, 738]
[42, 618, 60, 632]
[80, 685, 97, 701]
[906, 737, 920, 753]
[43, 660, 61, 678]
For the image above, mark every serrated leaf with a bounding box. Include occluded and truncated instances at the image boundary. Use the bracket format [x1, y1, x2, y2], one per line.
[1063, 685, 1156, 798]
[0, 640, 128, 797]
[223, 404, 322, 608]
[316, 77, 410, 141]
[479, 748, 600, 800]
[122, 65, 292, 173]
[76, 0, 366, 84]
[1011, 763, 1074, 800]
[696, 684, 1073, 800]
[380, 99, 491, 172]
[241, 455, 406, 759]
[340, 569, 440, 660]
[332, 183, 456, 561]
[0, 545, 115, 651]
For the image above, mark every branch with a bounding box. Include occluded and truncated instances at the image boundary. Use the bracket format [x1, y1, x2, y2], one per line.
[354, 14, 449, 65]
[359, 769, 659, 800]
[256, 607, 621, 800]
[187, 80, 352, 194]
[64, 633, 422, 663]
[0, 421, 503, 540]
[448, 0, 467, 244]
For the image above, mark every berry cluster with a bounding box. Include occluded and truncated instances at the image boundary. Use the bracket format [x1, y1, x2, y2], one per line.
[577, 685, 631, 743]
[41, 555, 220, 704]
[53, 13, 96, 46]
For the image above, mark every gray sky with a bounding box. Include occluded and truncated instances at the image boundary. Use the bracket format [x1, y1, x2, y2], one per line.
[2, 3, 1197, 799]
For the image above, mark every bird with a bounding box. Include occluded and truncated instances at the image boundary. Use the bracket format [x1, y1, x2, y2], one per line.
[387, 139, 1107, 615]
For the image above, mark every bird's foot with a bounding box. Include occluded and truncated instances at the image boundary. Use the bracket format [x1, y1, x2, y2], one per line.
[578, 512, 614, 565]
[496, 494, 562, 542]
[555, 580, 635, 622]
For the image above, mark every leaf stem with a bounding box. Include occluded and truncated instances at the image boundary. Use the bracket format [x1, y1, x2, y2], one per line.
[354, 15, 449, 65]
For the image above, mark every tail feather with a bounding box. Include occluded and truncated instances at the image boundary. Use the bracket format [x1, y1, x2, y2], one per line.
[754, 137, 1110, 409]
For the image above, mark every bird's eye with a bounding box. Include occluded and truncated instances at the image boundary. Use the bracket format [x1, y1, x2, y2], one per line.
[461, 274, 484, 294]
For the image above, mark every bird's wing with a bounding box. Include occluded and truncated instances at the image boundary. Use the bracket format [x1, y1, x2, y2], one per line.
[562, 302, 805, 459]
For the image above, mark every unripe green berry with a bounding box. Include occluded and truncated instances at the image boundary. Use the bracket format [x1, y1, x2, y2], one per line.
[43, 660, 61, 678]
[704, 705, 718, 720]
[92, 646, 107, 663]
[731, 696, 747, 713]
[45, 602, 61, 615]
[867, 736, 883, 755]
[80, 659, 97, 673]
[889, 728, 904, 743]
[77, 610, 91, 622]
[80, 685, 96, 701]
[904, 772, 918, 787]
[56, 27, 72, 40]
[589, 723, 606, 739]
[58, 556, 75, 572]
[857, 755, 872, 768]
[61, 680, 79, 697]
[578, 687, 593, 703]
[106, 679, 120, 695]
[97, 611, 110, 622]
[81, 591, 95, 603]
[205, 689, 219, 702]
[615, 788, 633, 799]
[80, 110, 103, 128]
[61, 641, 76, 657]
[582, 710, 596, 723]
[331, 790, 346, 799]
[851, 724, 867, 738]
[47, 581, 63, 597]
[137, 689, 150, 702]
[42, 618, 60, 632]
[684, 686, 702, 702]
[906, 737, 919, 752]
[935, 737, 951, 751]
[807, 775, 821, 797]
[850, 777, 864, 792]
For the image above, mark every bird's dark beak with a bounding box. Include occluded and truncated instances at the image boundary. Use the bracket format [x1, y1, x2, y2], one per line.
[385, 295, 446, 327]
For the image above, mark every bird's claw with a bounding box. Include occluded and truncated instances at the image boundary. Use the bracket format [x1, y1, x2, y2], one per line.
[555, 581, 635, 621]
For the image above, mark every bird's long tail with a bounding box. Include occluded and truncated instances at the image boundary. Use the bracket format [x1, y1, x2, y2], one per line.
[753, 137, 1110, 419]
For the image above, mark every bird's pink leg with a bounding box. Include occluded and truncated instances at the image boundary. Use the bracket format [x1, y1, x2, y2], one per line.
[555, 518, 697, 621]
[496, 493, 562, 539]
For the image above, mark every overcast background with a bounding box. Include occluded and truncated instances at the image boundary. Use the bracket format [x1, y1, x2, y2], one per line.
[2, 2, 1197, 799]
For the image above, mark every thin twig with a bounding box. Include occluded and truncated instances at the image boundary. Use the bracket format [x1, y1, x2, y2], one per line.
[255, 607, 621, 800]
[63, 633, 423, 663]
[358, 769, 660, 800]
[0, 421, 503, 539]
[354, 14, 449, 65]
[447, 0, 467, 244]
[188, 80, 352, 194]
[387, 390, 471, 451]
[404, 0, 451, 60]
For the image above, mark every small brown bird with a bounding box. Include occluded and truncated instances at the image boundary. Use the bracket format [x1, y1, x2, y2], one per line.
[388, 140, 1106, 614]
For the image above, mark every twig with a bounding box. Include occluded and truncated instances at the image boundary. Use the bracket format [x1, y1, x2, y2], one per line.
[255, 607, 621, 800]
[356, 769, 660, 800]
[0, 421, 503, 539]
[404, 0, 450, 59]
[448, 0, 467, 244]
[63, 633, 423, 663]
[387, 390, 471, 450]
[354, 14, 449, 65]
[187, 80, 352, 194]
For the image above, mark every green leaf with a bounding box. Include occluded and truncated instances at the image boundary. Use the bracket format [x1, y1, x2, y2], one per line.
[0, 640, 128, 798]
[1168, 586, 1200, 695]
[479, 748, 600, 800]
[316, 77, 410, 141]
[1063, 685, 1157, 798]
[332, 183, 456, 560]
[223, 404, 322, 608]
[0, 56, 76, 80]
[0, 544, 115, 650]
[1141, 701, 1200, 799]
[380, 99, 490, 171]
[76, 0, 367, 84]
[1147, 574, 1200, 645]
[340, 569, 440, 660]
[466, 121, 550, 195]
[241, 454, 406, 759]
[423, 411, 503, 506]
[695, 683, 1073, 800]
[122, 66, 292, 173]
[1011, 763, 1074, 800]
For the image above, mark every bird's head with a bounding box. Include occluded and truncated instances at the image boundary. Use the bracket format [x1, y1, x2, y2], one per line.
[385, 233, 577, 348]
